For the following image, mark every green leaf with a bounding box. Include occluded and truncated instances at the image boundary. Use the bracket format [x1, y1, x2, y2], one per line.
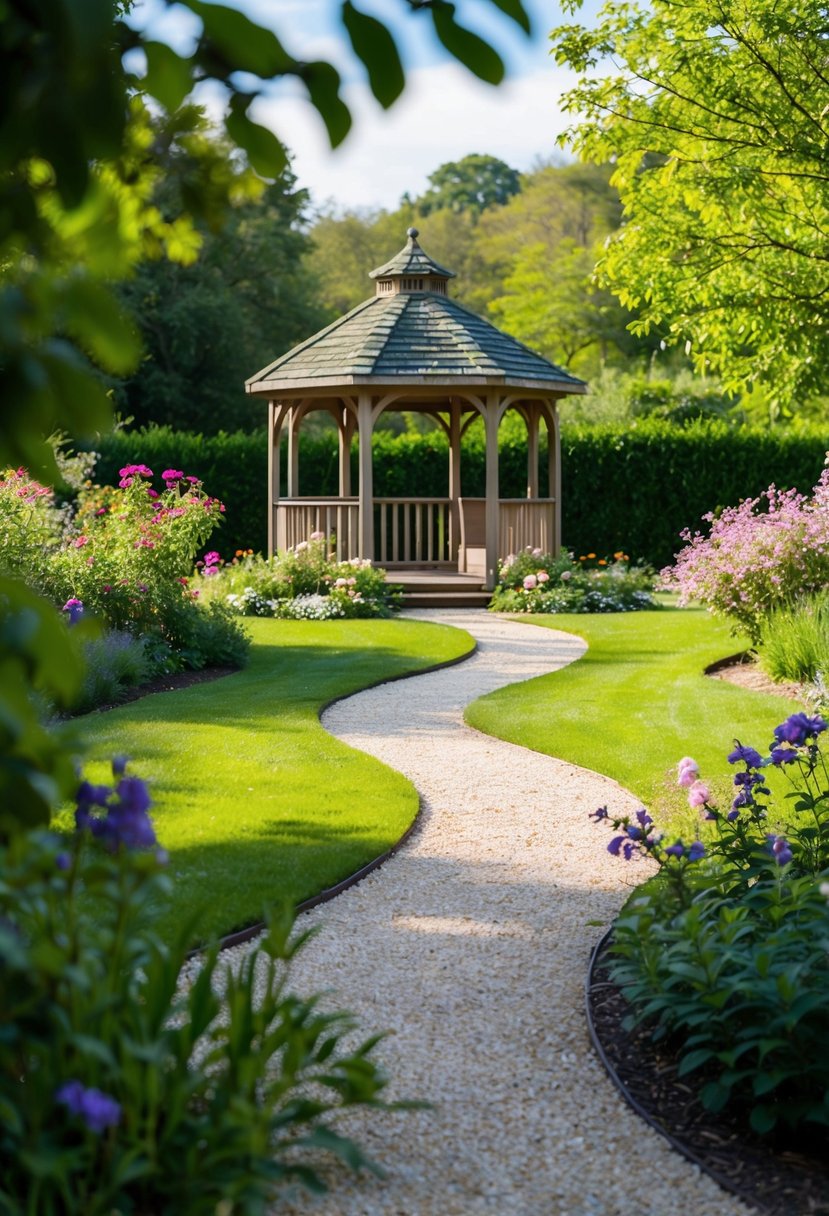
[486, 0, 532, 34]
[188, 1, 293, 76]
[430, 3, 505, 85]
[142, 42, 193, 111]
[678, 1047, 714, 1076]
[302, 62, 352, 147]
[224, 104, 287, 178]
[61, 279, 141, 375]
[749, 1104, 778, 1134]
[341, 2, 405, 108]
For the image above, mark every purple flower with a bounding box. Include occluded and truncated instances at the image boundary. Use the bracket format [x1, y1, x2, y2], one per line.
[62, 597, 84, 626]
[767, 835, 793, 866]
[635, 809, 653, 829]
[56, 1082, 121, 1134]
[589, 806, 609, 821]
[773, 713, 828, 747]
[607, 836, 624, 856]
[688, 841, 705, 862]
[733, 770, 763, 788]
[112, 755, 129, 777]
[727, 744, 764, 768]
[769, 746, 799, 766]
[55, 852, 71, 871]
[664, 842, 684, 858]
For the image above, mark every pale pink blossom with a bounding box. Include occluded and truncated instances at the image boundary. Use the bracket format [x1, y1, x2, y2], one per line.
[523, 574, 538, 590]
[688, 780, 711, 808]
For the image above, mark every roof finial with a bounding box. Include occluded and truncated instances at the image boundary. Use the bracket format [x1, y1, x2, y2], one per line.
[407, 226, 419, 239]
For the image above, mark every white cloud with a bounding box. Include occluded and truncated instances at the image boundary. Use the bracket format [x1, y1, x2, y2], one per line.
[252, 58, 578, 212]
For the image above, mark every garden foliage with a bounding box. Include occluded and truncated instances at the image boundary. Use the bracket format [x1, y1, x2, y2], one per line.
[595, 712, 829, 1134]
[489, 548, 655, 614]
[0, 768, 395, 1215]
[90, 421, 829, 568]
[200, 537, 400, 620]
[661, 460, 829, 643]
[758, 592, 829, 690]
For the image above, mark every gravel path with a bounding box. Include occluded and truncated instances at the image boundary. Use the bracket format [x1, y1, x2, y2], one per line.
[247, 610, 755, 1216]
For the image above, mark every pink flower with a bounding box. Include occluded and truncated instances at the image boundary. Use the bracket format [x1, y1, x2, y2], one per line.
[147, 489, 159, 500]
[560, 570, 572, 581]
[186, 475, 200, 484]
[677, 757, 699, 787]
[95, 507, 107, 516]
[523, 574, 538, 590]
[162, 469, 183, 483]
[537, 571, 549, 583]
[310, 531, 325, 541]
[688, 780, 711, 808]
[532, 547, 543, 557]
[203, 551, 221, 566]
[74, 536, 89, 548]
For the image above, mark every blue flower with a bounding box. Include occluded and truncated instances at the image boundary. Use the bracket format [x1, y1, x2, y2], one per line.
[589, 806, 609, 822]
[727, 744, 764, 768]
[664, 842, 684, 858]
[607, 836, 624, 856]
[769, 746, 799, 766]
[767, 835, 793, 866]
[56, 1081, 121, 1134]
[635, 809, 654, 829]
[688, 841, 705, 862]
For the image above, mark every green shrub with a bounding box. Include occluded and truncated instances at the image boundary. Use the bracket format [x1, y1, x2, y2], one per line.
[0, 771, 397, 1215]
[758, 591, 829, 687]
[489, 547, 656, 614]
[594, 712, 829, 1134]
[71, 630, 151, 714]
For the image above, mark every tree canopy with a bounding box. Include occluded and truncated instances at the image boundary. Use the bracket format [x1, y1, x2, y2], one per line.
[413, 153, 522, 215]
[551, 0, 829, 412]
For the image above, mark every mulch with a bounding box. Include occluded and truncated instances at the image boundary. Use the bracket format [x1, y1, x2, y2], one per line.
[79, 666, 237, 715]
[587, 936, 829, 1216]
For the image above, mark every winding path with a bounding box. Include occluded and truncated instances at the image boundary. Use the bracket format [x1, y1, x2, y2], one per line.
[264, 611, 754, 1216]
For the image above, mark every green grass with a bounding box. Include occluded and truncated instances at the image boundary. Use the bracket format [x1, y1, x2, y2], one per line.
[67, 617, 474, 943]
[466, 606, 801, 823]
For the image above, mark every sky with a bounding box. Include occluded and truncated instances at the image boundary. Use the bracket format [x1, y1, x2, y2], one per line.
[133, 0, 586, 214]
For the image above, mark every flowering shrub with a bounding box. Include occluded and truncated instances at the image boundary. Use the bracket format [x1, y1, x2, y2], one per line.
[0, 467, 68, 590]
[594, 711, 829, 1134]
[1, 765, 399, 1214]
[660, 457, 829, 644]
[202, 537, 401, 620]
[489, 547, 656, 614]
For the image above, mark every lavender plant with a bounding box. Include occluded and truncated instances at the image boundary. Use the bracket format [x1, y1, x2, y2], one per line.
[1, 763, 398, 1214]
[593, 712, 829, 1134]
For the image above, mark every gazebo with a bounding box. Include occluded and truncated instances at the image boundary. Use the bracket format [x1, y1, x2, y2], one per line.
[245, 228, 585, 594]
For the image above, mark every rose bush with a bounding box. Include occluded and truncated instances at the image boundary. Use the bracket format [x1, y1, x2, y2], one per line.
[489, 547, 656, 614]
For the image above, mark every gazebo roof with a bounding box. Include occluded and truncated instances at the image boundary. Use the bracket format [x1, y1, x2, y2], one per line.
[246, 231, 586, 396]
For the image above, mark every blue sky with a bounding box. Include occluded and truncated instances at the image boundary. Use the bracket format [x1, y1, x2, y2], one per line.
[134, 0, 590, 212]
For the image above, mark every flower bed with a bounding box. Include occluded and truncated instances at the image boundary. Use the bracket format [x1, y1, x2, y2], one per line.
[594, 711, 829, 1136]
[488, 547, 657, 614]
[198, 535, 402, 620]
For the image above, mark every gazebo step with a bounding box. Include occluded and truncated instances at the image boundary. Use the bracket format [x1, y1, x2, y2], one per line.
[400, 590, 492, 609]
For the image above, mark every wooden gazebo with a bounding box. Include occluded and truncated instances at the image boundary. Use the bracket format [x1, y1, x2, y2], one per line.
[245, 229, 585, 592]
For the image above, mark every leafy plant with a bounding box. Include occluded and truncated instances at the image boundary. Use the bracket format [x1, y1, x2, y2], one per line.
[70, 630, 152, 715]
[757, 591, 829, 688]
[0, 767, 399, 1215]
[594, 711, 829, 1133]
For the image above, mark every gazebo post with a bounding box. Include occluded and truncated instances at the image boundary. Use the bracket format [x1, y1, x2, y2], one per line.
[287, 406, 299, 497]
[484, 394, 501, 591]
[526, 403, 540, 499]
[544, 401, 562, 555]
[267, 400, 276, 557]
[339, 405, 355, 497]
[357, 392, 374, 561]
[448, 399, 462, 562]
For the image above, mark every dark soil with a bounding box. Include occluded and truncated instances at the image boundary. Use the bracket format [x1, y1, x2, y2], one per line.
[78, 666, 237, 715]
[587, 937, 829, 1216]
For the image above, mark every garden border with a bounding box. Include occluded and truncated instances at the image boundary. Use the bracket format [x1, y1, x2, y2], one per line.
[585, 928, 770, 1215]
[187, 635, 478, 958]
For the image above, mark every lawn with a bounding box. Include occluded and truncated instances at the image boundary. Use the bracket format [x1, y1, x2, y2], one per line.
[65, 617, 474, 943]
[465, 605, 802, 824]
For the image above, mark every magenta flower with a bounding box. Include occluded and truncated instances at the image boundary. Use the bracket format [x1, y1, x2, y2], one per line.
[203, 551, 221, 566]
[162, 468, 184, 483]
[62, 597, 84, 625]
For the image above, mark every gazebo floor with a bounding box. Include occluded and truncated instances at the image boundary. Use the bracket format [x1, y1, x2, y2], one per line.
[384, 567, 491, 609]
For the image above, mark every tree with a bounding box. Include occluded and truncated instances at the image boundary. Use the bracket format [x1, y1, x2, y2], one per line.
[413, 153, 521, 215]
[551, 0, 829, 412]
[481, 163, 659, 370]
[116, 141, 326, 433]
[1, 0, 533, 478]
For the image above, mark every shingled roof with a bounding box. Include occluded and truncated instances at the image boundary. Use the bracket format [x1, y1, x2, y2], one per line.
[246, 230, 585, 395]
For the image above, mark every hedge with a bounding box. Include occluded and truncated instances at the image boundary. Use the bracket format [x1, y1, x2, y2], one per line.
[88, 420, 828, 569]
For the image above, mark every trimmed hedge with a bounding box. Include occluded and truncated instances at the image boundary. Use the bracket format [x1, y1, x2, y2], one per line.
[88, 420, 828, 569]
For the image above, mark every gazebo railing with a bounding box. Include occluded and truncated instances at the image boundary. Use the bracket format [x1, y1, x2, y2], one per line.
[275, 498, 359, 562]
[374, 498, 453, 565]
[498, 498, 556, 557]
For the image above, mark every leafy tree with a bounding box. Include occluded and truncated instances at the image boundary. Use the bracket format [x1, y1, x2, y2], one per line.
[551, 0, 829, 413]
[116, 140, 326, 433]
[481, 163, 659, 370]
[412, 153, 521, 215]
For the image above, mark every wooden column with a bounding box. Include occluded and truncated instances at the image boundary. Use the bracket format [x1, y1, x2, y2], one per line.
[267, 400, 276, 557]
[339, 406, 355, 497]
[357, 392, 374, 561]
[526, 403, 540, 499]
[448, 399, 462, 562]
[484, 394, 501, 590]
[545, 400, 562, 555]
[287, 406, 299, 497]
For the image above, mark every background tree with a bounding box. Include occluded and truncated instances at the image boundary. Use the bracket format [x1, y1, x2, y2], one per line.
[412, 152, 521, 216]
[551, 0, 829, 415]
